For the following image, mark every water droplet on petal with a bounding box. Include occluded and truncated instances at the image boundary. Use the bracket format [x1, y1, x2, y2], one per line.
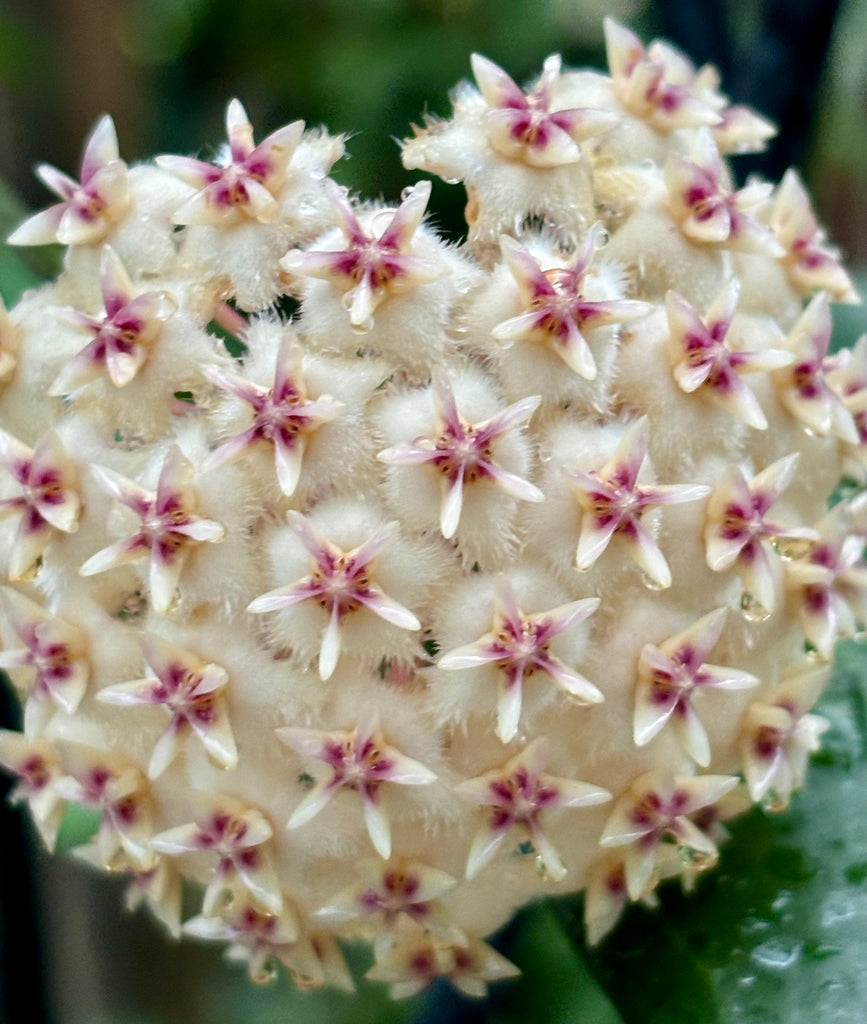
[641, 572, 667, 591]
[680, 846, 717, 872]
[740, 592, 772, 622]
[770, 535, 813, 560]
[761, 790, 789, 813]
[253, 961, 279, 985]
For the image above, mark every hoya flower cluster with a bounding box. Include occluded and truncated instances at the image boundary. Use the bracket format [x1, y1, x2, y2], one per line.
[0, 20, 862, 998]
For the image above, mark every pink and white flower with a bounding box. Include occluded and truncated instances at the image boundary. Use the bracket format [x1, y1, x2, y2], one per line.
[203, 334, 344, 496]
[151, 796, 282, 915]
[600, 770, 739, 899]
[493, 229, 652, 381]
[438, 575, 601, 743]
[282, 180, 448, 331]
[455, 737, 610, 881]
[0, 429, 82, 580]
[48, 247, 176, 394]
[97, 633, 237, 778]
[7, 115, 130, 247]
[0, 588, 89, 736]
[665, 282, 792, 429]
[740, 664, 830, 807]
[249, 512, 419, 680]
[704, 453, 818, 614]
[470, 52, 616, 167]
[156, 98, 304, 226]
[633, 607, 758, 766]
[79, 446, 225, 614]
[378, 374, 543, 541]
[277, 708, 436, 859]
[567, 416, 710, 588]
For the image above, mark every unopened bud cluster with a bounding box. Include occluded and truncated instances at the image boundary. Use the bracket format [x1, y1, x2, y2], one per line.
[0, 20, 862, 998]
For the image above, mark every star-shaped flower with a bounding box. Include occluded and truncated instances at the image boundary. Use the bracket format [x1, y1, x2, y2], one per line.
[203, 334, 344, 496]
[8, 115, 130, 247]
[665, 282, 793, 429]
[583, 850, 661, 945]
[282, 179, 448, 331]
[0, 429, 82, 581]
[470, 53, 616, 167]
[665, 129, 783, 255]
[438, 575, 602, 743]
[604, 18, 724, 132]
[378, 374, 543, 541]
[492, 229, 652, 381]
[183, 893, 308, 985]
[0, 588, 89, 737]
[634, 607, 758, 766]
[599, 769, 739, 899]
[73, 840, 184, 938]
[785, 505, 867, 658]
[454, 737, 611, 882]
[0, 729, 66, 849]
[366, 932, 519, 1000]
[151, 796, 282, 915]
[740, 664, 830, 808]
[567, 416, 710, 588]
[79, 446, 225, 614]
[97, 633, 237, 779]
[710, 103, 776, 156]
[704, 453, 818, 615]
[156, 98, 304, 226]
[53, 743, 155, 871]
[123, 856, 183, 938]
[772, 291, 858, 442]
[48, 247, 176, 394]
[315, 857, 464, 959]
[248, 512, 420, 680]
[825, 335, 867, 477]
[277, 708, 437, 859]
[769, 169, 860, 302]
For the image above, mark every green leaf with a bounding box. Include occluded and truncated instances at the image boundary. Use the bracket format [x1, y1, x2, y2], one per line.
[490, 903, 624, 1024]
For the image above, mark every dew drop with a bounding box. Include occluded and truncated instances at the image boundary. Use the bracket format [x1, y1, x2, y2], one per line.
[750, 938, 802, 970]
[641, 572, 667, 591]
[761, 790, 790, 813]
[443, 177, 461, 186]
[680, 846, 717, 872]
[770, 535, 813, 560]
[253, 961, 279, 985]
[740, 592, 772, 622]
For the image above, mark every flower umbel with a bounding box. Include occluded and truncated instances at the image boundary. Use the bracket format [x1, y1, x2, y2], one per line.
[0, 27, 853, 997]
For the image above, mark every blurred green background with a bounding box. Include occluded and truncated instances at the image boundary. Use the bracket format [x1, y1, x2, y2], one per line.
[1, 1, 866, 1022]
